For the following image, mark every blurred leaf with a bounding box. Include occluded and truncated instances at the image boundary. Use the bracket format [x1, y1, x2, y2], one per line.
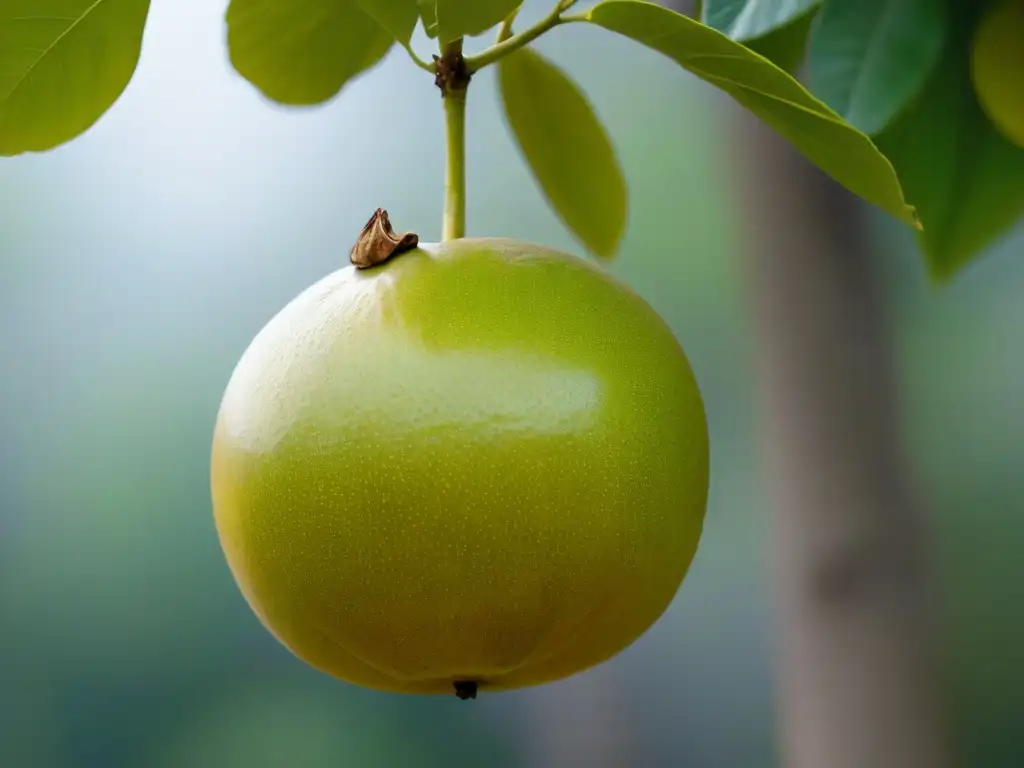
[584, 0, 919, 228]
[498, 47, 627, 259]
[156, 684, 427, 768]
[0, 0, 151, 156]
[435, 0, 521, 44]
[745, 5, 818, 74]
[226, 0, 394, 106]
[703, 0, 820, 41]
[971, 0, 1024, 150]
[876, 32, 1024, 281]
[356, 0, 418, 43]
[807, 0, 949, 136]
[418, 0, 438, 37]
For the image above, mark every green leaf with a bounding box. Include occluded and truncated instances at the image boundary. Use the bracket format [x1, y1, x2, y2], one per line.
[435, 0, 521, 45]
[703, 0, 820, 41]
[356, 0, 419, 44]
[497, 47, 627, 259]
[807, 0, 949, 136]
[226, 0, 394, 107]
[745, 5, 818, 74]
[418, 0, 438, 38]
[0, 0, 151, 156]
[584, 0, 918, 228]
[876, 31, 1024, 281]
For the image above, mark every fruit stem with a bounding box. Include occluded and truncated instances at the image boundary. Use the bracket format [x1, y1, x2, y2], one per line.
[437, 40, 469, 241]
[442, 90, 466, 240]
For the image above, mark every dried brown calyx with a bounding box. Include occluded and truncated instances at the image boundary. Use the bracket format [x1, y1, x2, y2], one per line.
[349, 208, 419, 269]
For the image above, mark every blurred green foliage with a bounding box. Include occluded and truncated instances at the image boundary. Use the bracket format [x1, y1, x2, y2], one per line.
[707, 0, 1024, 279]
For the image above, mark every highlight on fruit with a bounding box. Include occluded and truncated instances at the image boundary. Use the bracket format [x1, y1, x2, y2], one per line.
[210, 212, 710, 699]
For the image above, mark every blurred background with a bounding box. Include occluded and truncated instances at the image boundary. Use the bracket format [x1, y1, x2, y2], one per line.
[2, 1, 1022, 766]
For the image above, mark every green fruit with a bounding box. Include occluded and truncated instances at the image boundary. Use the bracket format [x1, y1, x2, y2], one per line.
[971, 0, 1024, 149]
[211, 237, 709, 696]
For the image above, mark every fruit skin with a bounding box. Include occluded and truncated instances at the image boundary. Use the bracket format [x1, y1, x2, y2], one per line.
[971, 0, 1024, 149]
[211, 237, 709, 695]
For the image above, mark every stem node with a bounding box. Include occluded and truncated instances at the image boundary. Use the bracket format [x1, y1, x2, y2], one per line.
[433, 42, 471, 96]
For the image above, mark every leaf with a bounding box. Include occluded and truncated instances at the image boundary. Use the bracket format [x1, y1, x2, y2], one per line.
[745, 4, 817, 74]
[497, 47, 627, 259]
[226, 0, 394, 107]
[417, 0, 438, 38]
[876, 29, 1024, 281]
[356, 0, 419, 44]
[703, 0, 820, 42]
[807, 0, 948, 136]
[0, 0, 151, 156]
[583, 0, 918, 228]
[434, 0, 521, 45]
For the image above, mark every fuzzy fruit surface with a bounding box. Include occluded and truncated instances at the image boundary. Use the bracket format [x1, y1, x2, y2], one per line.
[211, 237, 709, 695]
[971, 0, 1024, 149]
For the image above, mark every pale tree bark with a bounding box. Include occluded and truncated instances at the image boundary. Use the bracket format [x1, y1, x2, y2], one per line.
[731, 110, 952, 768]
[659, 1, 952, 764]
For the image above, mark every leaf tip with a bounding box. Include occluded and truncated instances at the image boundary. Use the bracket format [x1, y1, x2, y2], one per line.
[919, 229, 978, 287]
[925, 260, 957, 287]
[908, 205, 924, 231]
[590, 186, 630, 262]
[590, 239, 621, 261]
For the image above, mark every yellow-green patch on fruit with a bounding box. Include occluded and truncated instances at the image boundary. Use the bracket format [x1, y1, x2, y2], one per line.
[211, 237, 709, 696]
[971, 0, 1024, 149]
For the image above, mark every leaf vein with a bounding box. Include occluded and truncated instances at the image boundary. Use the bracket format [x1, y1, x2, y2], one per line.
[697, 70, 852, 127]
[1, 0, 108, 103]
[843, 1, 891, 118]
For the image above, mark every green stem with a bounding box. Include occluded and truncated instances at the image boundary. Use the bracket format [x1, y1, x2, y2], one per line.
[464, 0, 576, 71]
[434, 0, 579, 239]
[496, 6, 521, 42]
[441, 42, 467, 241]
[401, 41, 436, 73]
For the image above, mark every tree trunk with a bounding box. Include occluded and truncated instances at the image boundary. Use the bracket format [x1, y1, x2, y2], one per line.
[732, 110, 951, 768]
